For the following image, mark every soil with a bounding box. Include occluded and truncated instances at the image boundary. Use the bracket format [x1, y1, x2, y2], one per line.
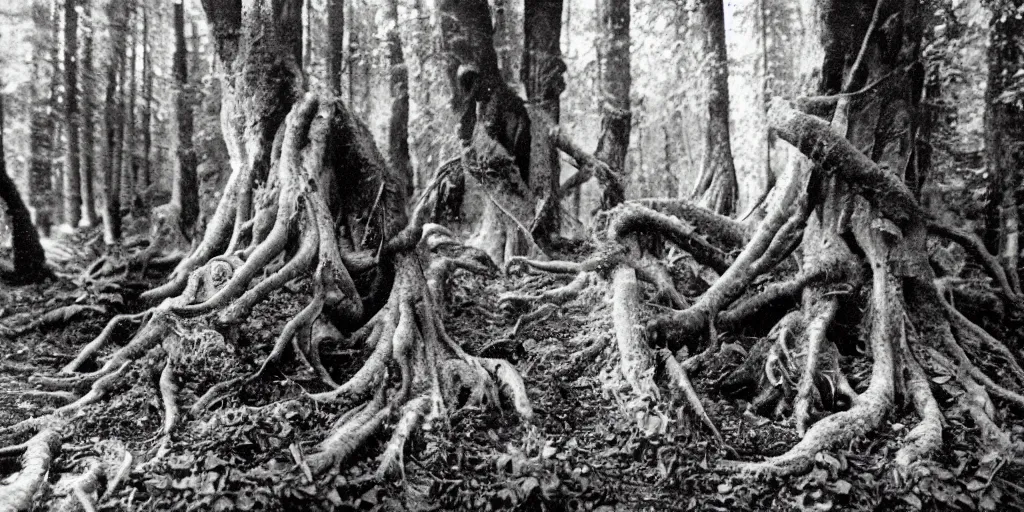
[2, 231, 1024, 511]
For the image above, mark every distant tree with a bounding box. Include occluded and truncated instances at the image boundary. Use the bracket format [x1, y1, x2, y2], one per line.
[383, 0, 413, 199]
[62, 0, 81, 227]
[102, 0, 131, 243]
[79, 0, 97, 226]
[327, 0, 344, 95]
[689, 0, 737, 215]
[28, 0, 58, 235]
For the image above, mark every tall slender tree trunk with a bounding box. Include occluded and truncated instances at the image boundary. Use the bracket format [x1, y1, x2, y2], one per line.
[522, 0, 565, 238]
[29, 0, 58, 236]
[492, 0, 516, 84]
[141, 5, 152, 189]
[0, 90, 51, 283]
[79, 0, 97, 226]
[689, 0, 738, 216]
[382, 0, 413, 199]
[102, 0, 129, 243]
[594, 0, 629, 209]
[174, 0, 199, 239]
[122, 15, 137, 211]
[327, 0, 344, 95]
[984, 1, 1024, 292]
[62, 0, 81, 227]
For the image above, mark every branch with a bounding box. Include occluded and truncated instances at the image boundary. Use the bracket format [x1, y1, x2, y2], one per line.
[768, 98, 922, 226]
[551, 126, 624, 201]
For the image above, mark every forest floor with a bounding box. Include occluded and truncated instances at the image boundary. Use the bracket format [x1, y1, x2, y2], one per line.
[2, 229, 1024, 511]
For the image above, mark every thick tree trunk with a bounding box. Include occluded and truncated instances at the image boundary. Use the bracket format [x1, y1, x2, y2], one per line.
[522, 0, 564, 121]
[438, 0, 541, 263]
[173, 0, 199, 240]
[594, 0, 630, 209]
[79, 0, 97, 226]
[62, 0, 81, 227]
[984, 2, 1024, 294]
[0, 93, 51, 283]
[327, 0, 344, 95]
[383, 0, 413, 199]
[28, 0, 58, 236]
[689, 0, 738, 216]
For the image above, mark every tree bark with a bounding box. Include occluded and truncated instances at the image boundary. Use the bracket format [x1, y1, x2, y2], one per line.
[28, 0, 58, 236]
[326, 0, 344, 95]
[122, 15, 138, 212]
[62, 0, 81, 227]
[689, 0, 738, 216]
[174, 0, 199, 239]
[438, 0, 541, 263]
[522, 0, 564, 238]
[0, 91, 51, 283]
[383, 0, 413, 199]
[984, 1, 1024, 293]
[79, 0, 97, 226]
[594, 0, 630, 209]
[102, 0, 130, 243]
[140, 5, 152, 189]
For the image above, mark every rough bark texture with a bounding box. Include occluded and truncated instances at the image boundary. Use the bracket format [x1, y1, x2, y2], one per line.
[383, 0, 413, 199]
[79, 0, 97, 226]
[689, 0, 738, 216]
[0, 93, 51, 283]
[62, 0, 81, 227]
[28, 0, 58, 235]
[595, 0, 630, 209]
[102, 0, 130, 243]
[984, 1, 1024, 294]
[327, 0, 344, 95]
[522, 0, 564, 240]
[140, 5, 153, 190]
[173, 0, 200, 240]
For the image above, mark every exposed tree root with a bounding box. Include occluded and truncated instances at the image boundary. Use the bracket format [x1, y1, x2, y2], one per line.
[0, 429, 59, 512]
[0, 94, 535, 507]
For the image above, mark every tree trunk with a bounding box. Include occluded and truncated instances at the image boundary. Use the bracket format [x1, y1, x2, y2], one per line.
[492, 0, 517, 84]
[438, 0, 541, 264]
[522, 0, 564, 238]
[173, 0, 199, 240]
[522, 0, 564, 121]
[383, 0, 413, 199]
[122, 15, 138, 214]
[689, 0, 738, 216]
[79, 0, 97, 226]
[102, 0, 130, 243]
[62, 0, 81, 227]
[140, 5, 152, 190]
[28, 0, 58, 236]
[594, 0, 630, 209]
[0, 91, 51, 283]
[984, 2, 1024, 293]
[326, 0, 344, 95]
